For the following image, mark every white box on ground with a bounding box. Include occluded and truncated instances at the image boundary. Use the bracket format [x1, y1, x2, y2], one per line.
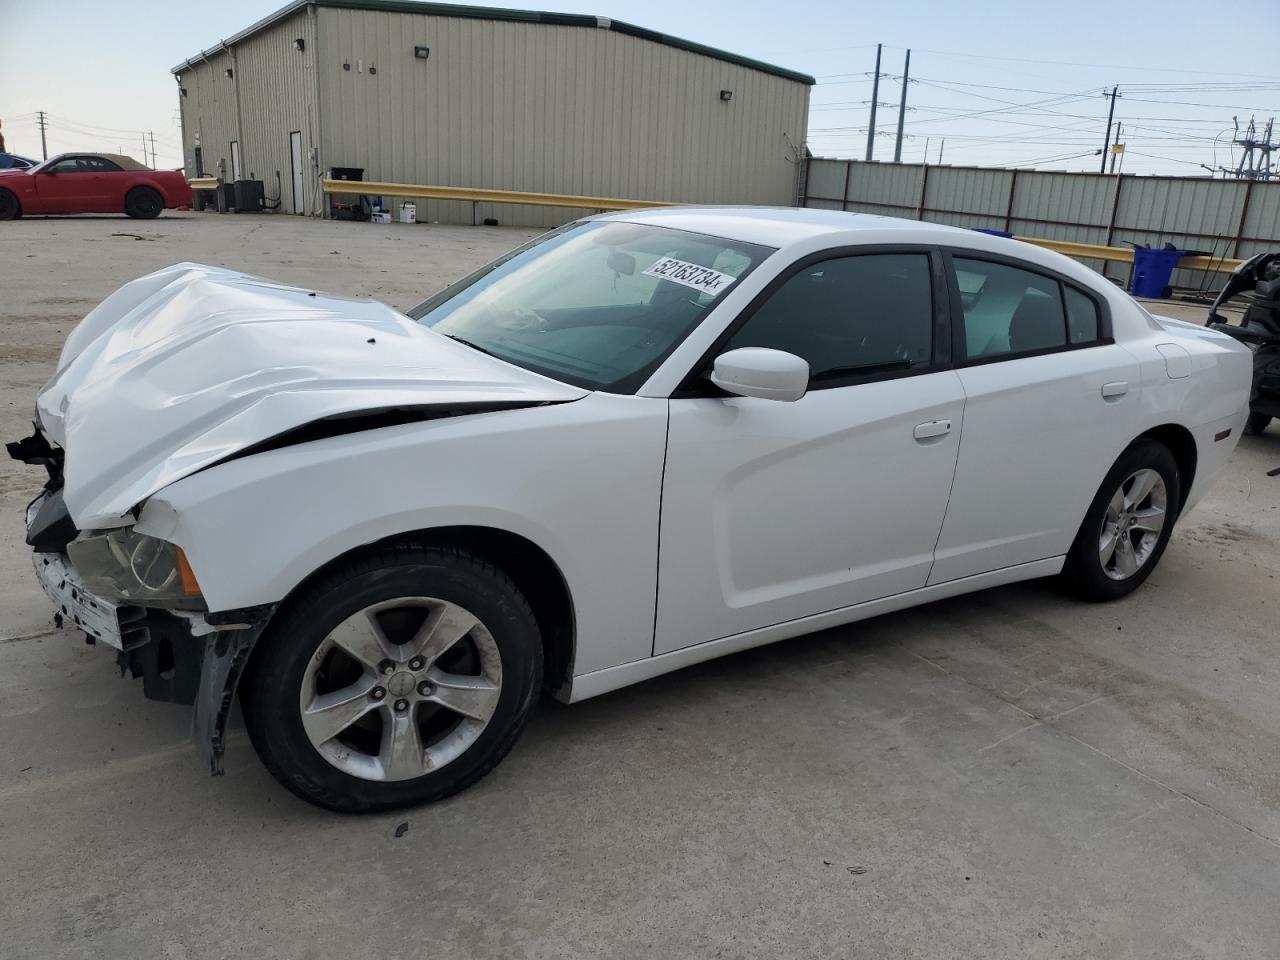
[399, 203, 416, 224]
[370, 212, 391, 224]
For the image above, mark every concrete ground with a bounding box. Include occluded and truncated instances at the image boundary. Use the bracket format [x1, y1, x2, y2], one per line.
[1, 212, 1278, 960]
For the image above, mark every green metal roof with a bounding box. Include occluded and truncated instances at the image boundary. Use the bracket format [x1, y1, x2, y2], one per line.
[172, 0, 815, 85]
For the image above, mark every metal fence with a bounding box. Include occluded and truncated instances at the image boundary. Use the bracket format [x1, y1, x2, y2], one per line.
[801, 158, 1280, 292]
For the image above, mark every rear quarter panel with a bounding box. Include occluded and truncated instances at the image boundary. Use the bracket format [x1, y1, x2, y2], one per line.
[1122, 310, 1251, 513]
[156, 171, 193, 208]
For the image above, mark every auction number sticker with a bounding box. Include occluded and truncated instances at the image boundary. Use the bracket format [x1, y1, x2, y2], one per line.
[642, 257, 737, 297]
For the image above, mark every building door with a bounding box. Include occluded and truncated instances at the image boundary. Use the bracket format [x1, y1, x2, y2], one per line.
[230, 140, 242, 181]
[289, 131, 304, 215]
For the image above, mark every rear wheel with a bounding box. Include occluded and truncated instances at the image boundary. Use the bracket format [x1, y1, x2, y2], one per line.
[0, 189, 19, 220]
[241, 542, 542, 812]
[124, 186, 163, 219]
[1062, 439, 1180, 601]
[1245, 413, 1271, 436]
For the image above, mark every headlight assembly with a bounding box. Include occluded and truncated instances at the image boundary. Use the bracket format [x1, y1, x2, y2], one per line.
[67, 529, 203, 606]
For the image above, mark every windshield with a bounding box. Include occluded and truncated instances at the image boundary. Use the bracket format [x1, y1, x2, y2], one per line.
[408, 221, 774, 392]
[25, 156, 61, 174]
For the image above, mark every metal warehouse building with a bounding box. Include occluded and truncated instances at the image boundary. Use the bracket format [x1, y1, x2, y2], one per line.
[174, 0, 814, 225]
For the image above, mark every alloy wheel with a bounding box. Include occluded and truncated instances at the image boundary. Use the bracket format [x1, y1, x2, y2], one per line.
[1098, 468, 1167, 581]
[298, 597, 502, 781]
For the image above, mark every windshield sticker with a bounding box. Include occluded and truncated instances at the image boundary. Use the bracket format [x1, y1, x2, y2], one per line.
[641, 257, 737, 297]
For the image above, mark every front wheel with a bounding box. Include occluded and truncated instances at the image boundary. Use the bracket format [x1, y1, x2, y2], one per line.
[241, 543, 543, 812]
[1061, 439, 1181, 601]
[0, 189, 20, 220]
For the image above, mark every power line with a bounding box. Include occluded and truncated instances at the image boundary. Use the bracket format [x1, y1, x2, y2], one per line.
[1124, 150, 1210, 167]
[1004, 149, 1100, 167]
[892, 46, 1280, 80]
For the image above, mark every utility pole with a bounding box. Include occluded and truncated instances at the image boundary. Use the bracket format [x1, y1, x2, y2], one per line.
[938, 139, 945, 165]
[1100, 86, 1119, 174]
[148, 131, 158, 169]
[1109, 121, 1123, 174]
[865, 43, 882, 162]
[141, 134, 149, 167]
[36, 110, 48, 160]
[923, 137, 930, 165]
[893, 49, 911, 163]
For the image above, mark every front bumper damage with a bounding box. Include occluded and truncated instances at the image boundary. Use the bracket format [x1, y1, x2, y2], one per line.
[12, 426, 274, 775]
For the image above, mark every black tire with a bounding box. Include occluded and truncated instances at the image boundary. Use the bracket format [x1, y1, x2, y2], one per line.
[124, 186, 163, 219]
[1245, 413, 1271, 436]
[240, 542, 543, 812]
[0, 188, 20, 220]
[1061, 439, 1181, 602]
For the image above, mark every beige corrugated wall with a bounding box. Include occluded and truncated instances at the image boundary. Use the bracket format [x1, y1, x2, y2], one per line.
[177, 10, 321, 215]
[177, 49, 239, 182]
[313, 7, 810, 226]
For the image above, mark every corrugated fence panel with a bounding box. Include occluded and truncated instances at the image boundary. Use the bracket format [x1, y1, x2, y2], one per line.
[1012, 171, 1111, 228]
[925, 166, 1013, 218]
[804, 159, 848, 203]
[1115, 180, 1246, 291]
[802, 159, 1280, 294]
[1242, 182, 1280, 242]
[1115, 177, 1244, 240]
[845, 162, 921, 214]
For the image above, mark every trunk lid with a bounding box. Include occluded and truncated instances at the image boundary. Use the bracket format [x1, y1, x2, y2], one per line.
[38, 263, 586, 528]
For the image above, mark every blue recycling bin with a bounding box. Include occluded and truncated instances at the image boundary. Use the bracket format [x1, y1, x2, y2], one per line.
[1130, 249, 1186, 298]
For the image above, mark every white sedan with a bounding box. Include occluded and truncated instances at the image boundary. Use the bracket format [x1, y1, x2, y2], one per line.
[11, 208, 1250, 811]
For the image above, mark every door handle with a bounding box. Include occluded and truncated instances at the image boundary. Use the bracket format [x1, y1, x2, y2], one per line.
[1101, 381, 1129, 399]
[913, 419, 952, 440]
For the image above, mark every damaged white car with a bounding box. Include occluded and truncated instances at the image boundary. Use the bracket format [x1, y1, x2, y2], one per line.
[10, 209, 1250, 811]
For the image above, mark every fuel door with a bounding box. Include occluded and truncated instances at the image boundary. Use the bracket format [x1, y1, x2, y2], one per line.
[1155, 342, 1192, 379]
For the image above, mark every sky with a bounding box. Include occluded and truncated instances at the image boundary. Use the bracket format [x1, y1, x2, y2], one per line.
[1, 0, 1277, 177]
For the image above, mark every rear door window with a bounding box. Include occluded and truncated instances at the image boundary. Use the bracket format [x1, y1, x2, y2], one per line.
[953, 258, 1067, 359]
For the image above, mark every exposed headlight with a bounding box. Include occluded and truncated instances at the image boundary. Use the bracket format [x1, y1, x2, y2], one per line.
[67, 529, 203, 606]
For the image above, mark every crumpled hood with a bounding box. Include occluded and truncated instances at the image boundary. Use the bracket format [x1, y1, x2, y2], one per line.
[38, 263, 586, 528]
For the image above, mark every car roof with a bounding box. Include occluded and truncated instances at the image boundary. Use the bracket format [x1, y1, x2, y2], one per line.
[45, 152, 148, 170]
[600, 206, 977, 248]
[598, 205, 1109, 292]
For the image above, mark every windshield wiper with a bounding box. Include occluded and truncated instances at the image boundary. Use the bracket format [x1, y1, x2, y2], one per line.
[810, 360, 915, 382]
[442, 333, 502, 359]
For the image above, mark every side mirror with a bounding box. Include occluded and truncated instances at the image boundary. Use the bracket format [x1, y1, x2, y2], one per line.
[711, 347, 809, 402]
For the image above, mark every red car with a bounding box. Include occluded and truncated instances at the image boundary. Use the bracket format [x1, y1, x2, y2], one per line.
[0, 153, 191, 220]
